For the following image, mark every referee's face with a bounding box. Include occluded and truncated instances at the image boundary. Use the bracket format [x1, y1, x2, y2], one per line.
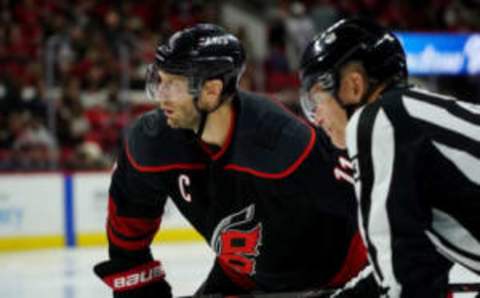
[310, 84, 348, 149]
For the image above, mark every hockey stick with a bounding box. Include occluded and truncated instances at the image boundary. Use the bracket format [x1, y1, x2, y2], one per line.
[448, 282, 480, 293]
[179, 282, 480, 298]
[178, 288, 333, 298]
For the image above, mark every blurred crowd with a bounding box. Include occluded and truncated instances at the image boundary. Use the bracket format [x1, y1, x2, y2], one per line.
[0, 0, 479, 171]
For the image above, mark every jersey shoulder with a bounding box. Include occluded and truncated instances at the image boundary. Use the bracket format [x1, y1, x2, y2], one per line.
[124, 109, 204, 172]
[227, 91, 316, 178]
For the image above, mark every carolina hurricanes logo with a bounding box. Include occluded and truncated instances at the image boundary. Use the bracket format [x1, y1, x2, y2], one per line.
[178, 174, 192, 202]
[334, 156, 354, 185]
[210, 204, 262, 276]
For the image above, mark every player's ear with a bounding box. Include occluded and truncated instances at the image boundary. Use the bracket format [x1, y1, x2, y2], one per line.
[200, 79, 223, 110]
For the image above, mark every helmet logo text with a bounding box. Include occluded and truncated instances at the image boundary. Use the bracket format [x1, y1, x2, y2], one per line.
[324, 32, 337, 44]
[199, 35, 234, 47]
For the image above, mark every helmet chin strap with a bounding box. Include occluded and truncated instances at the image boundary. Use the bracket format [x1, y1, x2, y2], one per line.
[194, 106, 208, 139]
[189, 78, 210, 140]
[192, 91, 231, 140]
[189, 74, 235, 139]
[188, 90, 207, 139]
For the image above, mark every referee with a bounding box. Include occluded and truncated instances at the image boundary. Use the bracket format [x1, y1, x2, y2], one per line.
[299, 18, 480, 298]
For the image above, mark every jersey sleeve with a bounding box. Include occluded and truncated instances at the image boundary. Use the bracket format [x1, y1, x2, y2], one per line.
[107, 140, 167, 257]
[94, 140, 171, 297]
[345, 102, 453, 298]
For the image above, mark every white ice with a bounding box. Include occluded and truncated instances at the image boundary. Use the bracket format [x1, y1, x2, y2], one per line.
[0, 242, 478, 298]
[0, 242, 214, 298]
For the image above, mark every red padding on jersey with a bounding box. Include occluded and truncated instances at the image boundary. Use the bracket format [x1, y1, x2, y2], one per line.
[224, 126, 316, 179]
[107, 198, 160, 250]
[102, 260, 165, 292]
[445, 292, 453, 298]
[218, 257, 256, 290]
[327, 232, 368, 287]
[108, 227, 156, 251]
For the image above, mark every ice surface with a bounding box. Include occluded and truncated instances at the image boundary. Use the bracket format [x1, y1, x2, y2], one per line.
[0, 242, 477, 298]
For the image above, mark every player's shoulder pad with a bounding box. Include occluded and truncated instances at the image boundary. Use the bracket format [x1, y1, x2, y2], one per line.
[124, 109, 205, 172]
[226, 91, 316, 178]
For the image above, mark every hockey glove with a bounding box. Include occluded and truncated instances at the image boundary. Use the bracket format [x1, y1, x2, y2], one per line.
[94, 259, 172, 298]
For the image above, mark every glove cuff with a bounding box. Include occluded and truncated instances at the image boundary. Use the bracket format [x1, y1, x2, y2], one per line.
[97, 260, 165, 292]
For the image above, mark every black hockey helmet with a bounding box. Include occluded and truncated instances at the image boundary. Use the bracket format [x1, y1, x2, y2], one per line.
[146, 23, 246, 101]
[299, 18, 407, 121]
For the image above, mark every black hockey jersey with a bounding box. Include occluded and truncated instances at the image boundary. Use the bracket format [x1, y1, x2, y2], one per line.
[106, 91, 365, 294]
[344, 86, 480, 298]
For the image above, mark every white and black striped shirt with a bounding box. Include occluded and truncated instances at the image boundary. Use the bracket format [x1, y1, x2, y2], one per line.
[346, 86, 480, 298]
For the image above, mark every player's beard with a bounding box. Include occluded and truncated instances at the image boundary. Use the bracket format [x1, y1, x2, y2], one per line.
[165, 105, 200, 131]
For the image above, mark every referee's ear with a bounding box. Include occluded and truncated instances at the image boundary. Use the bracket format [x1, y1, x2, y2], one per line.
[338, 63, 369, 106]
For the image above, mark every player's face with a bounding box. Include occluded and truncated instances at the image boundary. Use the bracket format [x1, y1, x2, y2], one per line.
[156, 70, 200, 130]
[309, 84, 348, 149]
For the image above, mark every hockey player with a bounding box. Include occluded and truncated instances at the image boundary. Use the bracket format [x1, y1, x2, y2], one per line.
[93, 23, 367, 297]
[299, 18, 480, 298]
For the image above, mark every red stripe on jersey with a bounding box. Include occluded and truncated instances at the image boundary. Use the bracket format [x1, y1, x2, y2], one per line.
[198, 140, 215, 156]
[107, 226, 155, 251]
[327, 231, 368, 287]
[224, 126, 316, 179]
[125, 140, 206, 173]
[107, 197, 160, 250]
[108, 198, 161, 237]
